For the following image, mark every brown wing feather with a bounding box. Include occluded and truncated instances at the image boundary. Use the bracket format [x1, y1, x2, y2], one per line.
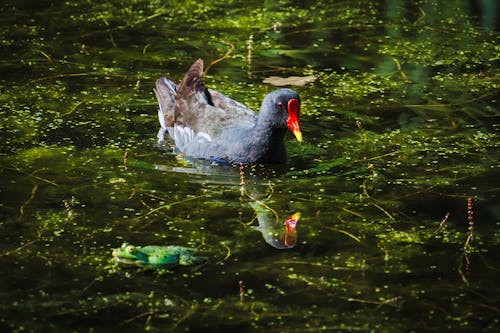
[176, 58, 205, 94]
[172, 59, 257, 139]
[174, 59, 207, 127]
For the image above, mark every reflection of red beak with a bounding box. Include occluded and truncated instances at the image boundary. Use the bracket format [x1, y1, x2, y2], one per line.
[287, 99, 302, 142]
[285, 212, 300, 231]
[284, 212, 301, 248]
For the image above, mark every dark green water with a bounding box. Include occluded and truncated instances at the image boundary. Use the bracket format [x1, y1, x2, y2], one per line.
[1, 0, 499, 331]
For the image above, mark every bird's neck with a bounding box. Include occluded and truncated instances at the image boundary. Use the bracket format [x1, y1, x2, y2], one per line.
[248, 123, 287, 163]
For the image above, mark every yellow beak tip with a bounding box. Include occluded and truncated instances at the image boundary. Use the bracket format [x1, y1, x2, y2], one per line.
[294, 131, 303, 142]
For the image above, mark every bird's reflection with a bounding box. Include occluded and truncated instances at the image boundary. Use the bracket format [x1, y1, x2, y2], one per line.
[250, 201, 300, 250]
[152, 157, 301, 250]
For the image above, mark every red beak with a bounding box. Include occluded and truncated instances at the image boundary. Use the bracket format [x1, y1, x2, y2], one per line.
[287, 98, 302, 142]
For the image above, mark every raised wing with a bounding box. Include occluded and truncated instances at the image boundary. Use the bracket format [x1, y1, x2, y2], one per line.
[173, 59, 256, 139]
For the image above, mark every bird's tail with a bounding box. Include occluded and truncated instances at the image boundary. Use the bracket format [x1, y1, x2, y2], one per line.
[154, 78, 177, 143]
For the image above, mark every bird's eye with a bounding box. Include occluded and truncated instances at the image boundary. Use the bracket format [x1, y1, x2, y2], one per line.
[276, 102, 284, 109]
[126, 245, 135, 254]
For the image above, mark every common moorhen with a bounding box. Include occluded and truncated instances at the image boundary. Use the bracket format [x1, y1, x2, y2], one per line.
[154, 59, 302, 164]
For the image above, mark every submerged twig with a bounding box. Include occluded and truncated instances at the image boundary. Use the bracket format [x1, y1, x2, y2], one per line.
[100, 16, 118, 48]
[458, 252, 471, 285]
[340, 207, 365, 218]
[0, 239, 39, 257]
[61, 100, 85, 117]
[337, 295, 403, 309]
[171, 300, 198, 329]
[28, 72, 89, 84]
[370, 200, 395, 221]
[325, 226, 361, 243]
[360, 165, 396, 222]
[337, 207, 365, 224]
[127, 187, 136, 200]
[375, 296, 404, 309]
[8, 165, 59, 187]
[220, 242, 232, 261]
[478, 303, 500, 314]
[434, 212, 450, 233]
[140, 193, 209, 217]
[19, 184, 38, 222]
[120, 310, 153, 326]
[204, 41, 235, 74]
[131, 193, 210, 231]
[36, 49, 53, 62]
[392, 57, 409, 81]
